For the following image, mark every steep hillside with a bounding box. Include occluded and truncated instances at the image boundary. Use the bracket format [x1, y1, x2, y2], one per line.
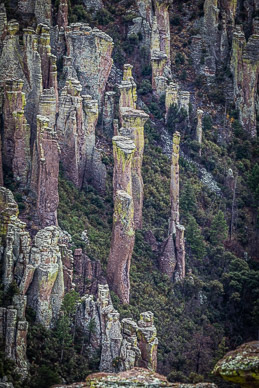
[0, 0, 258, 387]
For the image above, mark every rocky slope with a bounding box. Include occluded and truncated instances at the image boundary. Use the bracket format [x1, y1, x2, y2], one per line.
[0, 0, 258, 387]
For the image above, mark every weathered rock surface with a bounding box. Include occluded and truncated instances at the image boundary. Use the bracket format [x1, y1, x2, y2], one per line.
[159, 132, 185, 281]
[0, 187, 72, 328]
[1, 79, 31, 190]
[231, 23, 259, 137]
[0, 296, 29, 378]
[30, 115, 59, 227]
[51, 367, 218, 387]
[120, 108, 149, 229]
[112, 136, 135, 197]
[64, 24, 113, 105]
[213, 341, 259, 387]
[107, 190, 135, 304]
[76, 284, 158, 374]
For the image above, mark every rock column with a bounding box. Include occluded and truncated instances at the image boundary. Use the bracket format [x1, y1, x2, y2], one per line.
[112, 136, 136, 197]
[31, 116, 59, 227]
[120, 109, 149, 229]
[196, 109, 203, 155]
[107, 190, 135, 304]
[2, 79, 31, 189]
[159, 132, 185, 280]
[107, 135, 136, 304]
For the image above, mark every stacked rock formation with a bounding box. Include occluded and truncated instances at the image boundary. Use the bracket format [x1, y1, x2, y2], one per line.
[150, 1, 171, 94]
[119, 64, 149, 229]
[107, 65, 148, 304]
[76, 284, 158, 373]
[159, 132, 186, 281]
[165, 82, 190, 121]
[0, 187, 73, 327]
[64, 24, 114, 104]
[230, 22, 259, 137]
[0, 186, 74, 375]
[107, 136, 135, 304]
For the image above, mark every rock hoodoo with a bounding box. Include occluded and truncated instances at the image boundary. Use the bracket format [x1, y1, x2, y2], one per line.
[159, 132, 186, 281]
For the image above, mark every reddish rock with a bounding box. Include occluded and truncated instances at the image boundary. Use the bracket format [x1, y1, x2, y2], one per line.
[2, 79, 31, 189]
[31, 115, 59, 227]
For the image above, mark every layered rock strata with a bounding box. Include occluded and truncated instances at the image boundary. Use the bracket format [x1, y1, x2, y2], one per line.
[159, 132, 186, 281]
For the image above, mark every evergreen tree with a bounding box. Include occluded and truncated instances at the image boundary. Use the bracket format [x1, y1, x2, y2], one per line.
[186, 215, 206, 260]
[209, 210, 228, 245]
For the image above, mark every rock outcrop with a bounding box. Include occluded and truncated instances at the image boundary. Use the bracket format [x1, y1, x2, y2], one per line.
[0, 187, 72, 328]
[64, 24, 113, 105]
[1, 79, 31, 190]
[120, 109, 149, 229]
[118, 64, 149, 229]
[165, 83, 190, 120]
[0, 296, 29, 378]
[159, 132, 186, 281]
[112, 136, 136, 197]
[51, 368, 218, 387]
[213, 341, 259, 387]
[196, 109, 203, 155]
[76, 284, 158, 373]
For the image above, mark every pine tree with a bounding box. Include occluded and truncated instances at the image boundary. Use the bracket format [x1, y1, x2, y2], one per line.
[209, 210, 228, 245]
[186, 215, 206, 260]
